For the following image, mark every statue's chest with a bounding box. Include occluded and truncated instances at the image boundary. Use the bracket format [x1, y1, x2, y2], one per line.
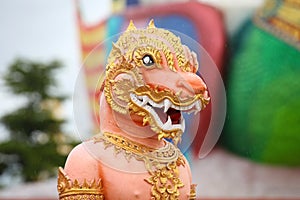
[99, 159, 191, 200]
[86, 137, 192, 199]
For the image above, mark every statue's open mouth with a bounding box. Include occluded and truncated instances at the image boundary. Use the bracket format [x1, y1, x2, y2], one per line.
[130, 93, 202, 132]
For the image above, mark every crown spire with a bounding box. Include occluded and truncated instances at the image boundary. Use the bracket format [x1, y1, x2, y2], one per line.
[126, 20, 137, 31]
[147, 19, 156, 29]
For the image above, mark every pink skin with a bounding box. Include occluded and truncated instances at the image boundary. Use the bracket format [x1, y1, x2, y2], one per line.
[140, 51, 208, 100]
[63, 49, 208, 199]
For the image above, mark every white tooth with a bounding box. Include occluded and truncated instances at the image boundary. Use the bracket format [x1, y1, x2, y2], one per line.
[181, 118, 185, 132]
[157, 101, 164, 108]
[181, 106, 188, 111]
[171, 105, 177, 110]
[163, 116, 172, 129]
[151, 100, 160, 108]
[164, 99, 171, 113]
[148, 99, 154, 106]
[141, 96, 149, 106]
[153, 102, 160, 108]
[195, 101, 201, 111]
[130, 93, 136, 101]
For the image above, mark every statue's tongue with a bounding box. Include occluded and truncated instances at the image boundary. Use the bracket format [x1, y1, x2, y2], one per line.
[154, 107, 181, 125]
[167, 108, 181, 124]
[154, 107, 168, 123]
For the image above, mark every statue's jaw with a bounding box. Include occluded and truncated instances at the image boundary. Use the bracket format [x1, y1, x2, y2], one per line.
[129, 90, 203, 142]
[130, 93, 185, 131]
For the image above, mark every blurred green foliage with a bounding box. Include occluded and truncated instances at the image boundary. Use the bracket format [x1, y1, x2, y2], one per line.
[0, 59, 76, 183]
[222, 21, 300, 166]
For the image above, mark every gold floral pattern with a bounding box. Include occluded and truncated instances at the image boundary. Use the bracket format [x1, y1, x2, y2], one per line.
[94, 132, 187, 199]
[145, 162, 184, 200]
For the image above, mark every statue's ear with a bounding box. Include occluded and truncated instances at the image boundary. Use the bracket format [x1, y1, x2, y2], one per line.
[104, 71, 136, 114]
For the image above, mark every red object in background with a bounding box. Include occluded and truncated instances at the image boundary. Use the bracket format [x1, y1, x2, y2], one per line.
[76, 1, 226, 156]
[125, 1, 225, 69]
[123, 1, 226, 157]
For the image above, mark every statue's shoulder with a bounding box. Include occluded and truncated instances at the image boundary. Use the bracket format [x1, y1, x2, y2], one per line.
[57, 142, 105, 199]
[63, 141, 100, 182]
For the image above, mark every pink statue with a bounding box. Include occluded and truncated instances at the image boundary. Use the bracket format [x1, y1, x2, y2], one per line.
[57, 20, 209, 199]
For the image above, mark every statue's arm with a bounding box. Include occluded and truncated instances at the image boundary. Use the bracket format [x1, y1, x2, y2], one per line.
[57, 143, 105, 199]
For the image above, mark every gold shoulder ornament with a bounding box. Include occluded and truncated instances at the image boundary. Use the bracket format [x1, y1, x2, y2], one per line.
[57, 167, 104, 200]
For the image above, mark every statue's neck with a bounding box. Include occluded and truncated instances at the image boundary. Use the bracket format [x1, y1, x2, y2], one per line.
[99, 95, 165, 149]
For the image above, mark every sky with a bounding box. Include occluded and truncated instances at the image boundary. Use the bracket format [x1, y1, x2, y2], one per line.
[0, 0, 111, 140]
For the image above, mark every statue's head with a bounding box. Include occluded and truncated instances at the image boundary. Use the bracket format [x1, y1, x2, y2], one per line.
[104, 20, 209, 144]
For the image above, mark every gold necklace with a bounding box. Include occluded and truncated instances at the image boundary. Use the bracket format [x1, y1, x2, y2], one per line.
[94, 132, 186, 199]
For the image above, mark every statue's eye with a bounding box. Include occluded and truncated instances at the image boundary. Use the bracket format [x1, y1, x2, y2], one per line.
[142, 55, 154, 67]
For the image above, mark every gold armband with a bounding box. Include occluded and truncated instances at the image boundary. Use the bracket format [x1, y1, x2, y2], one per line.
[57, 167, 104, 200]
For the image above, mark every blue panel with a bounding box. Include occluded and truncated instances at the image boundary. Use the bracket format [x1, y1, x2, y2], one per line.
[106, 16, 124, 58]
[153, 15, 201, 69]
[153, 15, 198, 41]
[126, 0, 139, 6]
[107, 15, 124, 37]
